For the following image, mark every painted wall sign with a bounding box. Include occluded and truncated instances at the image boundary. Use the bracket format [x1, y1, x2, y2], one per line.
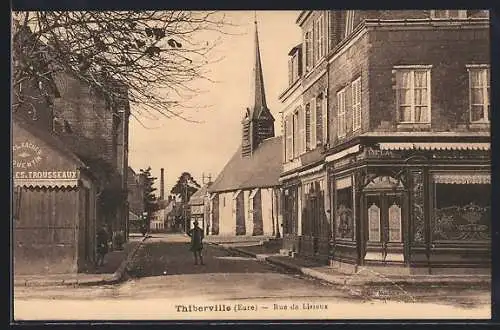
[365, 147, 397, 159]
[13, 140, 79, 181]
[12, 141, 43, 169]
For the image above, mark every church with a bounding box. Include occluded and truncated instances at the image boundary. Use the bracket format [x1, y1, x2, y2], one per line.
[207, 19, 283, 238]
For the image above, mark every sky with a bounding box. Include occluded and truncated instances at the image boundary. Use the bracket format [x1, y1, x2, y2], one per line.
[128, 11, 302, 194]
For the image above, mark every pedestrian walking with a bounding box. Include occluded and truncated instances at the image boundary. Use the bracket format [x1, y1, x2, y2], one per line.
[96, 224, 109, 267]
[187, 220, 204, 265]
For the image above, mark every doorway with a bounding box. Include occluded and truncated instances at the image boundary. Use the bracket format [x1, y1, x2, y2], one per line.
[363, 192, 405, 264]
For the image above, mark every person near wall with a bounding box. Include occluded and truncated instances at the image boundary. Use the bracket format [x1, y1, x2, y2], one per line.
[96, 224, 109, 267]
[187, 220, 205, 265]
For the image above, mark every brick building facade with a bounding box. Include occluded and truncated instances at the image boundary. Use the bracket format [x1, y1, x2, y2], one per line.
[280, 10, 490, 274]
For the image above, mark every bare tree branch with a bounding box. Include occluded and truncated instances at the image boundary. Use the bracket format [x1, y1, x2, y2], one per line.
[11, 11, 241, 125]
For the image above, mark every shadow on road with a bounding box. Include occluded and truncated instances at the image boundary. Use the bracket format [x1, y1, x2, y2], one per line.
[126, 241, 280, 278]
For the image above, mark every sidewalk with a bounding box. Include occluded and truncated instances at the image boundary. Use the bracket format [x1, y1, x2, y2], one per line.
[219, 243, 491, 287]
[14, 235, 148, 287]
[204, 235, 273, 245]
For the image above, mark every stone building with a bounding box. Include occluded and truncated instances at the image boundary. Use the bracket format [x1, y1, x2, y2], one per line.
[208, 19, 283, 238]
[280, 10, 490, 274]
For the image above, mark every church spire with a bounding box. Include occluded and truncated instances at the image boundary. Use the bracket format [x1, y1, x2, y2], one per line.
[241, 13, 275, 158]
[251, 15, 268, 119]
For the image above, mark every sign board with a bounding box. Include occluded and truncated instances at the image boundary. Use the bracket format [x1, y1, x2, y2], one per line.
[12, 134, 80, 187]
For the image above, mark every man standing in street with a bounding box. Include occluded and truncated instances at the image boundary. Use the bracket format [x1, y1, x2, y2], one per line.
[187, 220, 204, 265]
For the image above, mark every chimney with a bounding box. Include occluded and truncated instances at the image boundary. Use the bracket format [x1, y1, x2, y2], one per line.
[160, 168, 165, 200]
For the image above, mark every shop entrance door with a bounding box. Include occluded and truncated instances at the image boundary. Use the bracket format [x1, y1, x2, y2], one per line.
[363, 192, 405, 264]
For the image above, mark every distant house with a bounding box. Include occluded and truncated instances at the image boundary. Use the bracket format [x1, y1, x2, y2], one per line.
[208, 20, 283, 238]
[188, 183, 212, 234]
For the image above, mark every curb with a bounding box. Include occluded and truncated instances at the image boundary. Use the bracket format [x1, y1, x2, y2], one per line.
[227, 246, 491, 287]
[15, 235, 150, 288]
[92, 234, 150, 286]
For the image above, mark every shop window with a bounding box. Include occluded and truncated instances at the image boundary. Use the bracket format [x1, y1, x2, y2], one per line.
[467, 65, 490, 124]
[367, 200, 381, 242]
[432, 177, 490, 241]
[335, 179, 354, 239]
[388, 196, 402, 242]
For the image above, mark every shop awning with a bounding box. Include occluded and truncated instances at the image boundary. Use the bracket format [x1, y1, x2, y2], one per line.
[378, 142, 490, 151]
[13, 178, 79, 188]
[432, 172, 491, 184]
[325, 144, 361, 163]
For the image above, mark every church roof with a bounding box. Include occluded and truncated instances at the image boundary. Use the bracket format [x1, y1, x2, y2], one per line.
[208, 136, 283, 193]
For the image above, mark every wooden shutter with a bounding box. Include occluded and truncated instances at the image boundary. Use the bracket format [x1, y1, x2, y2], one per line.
[305, 104, 311, 151]
[285, 115, 293, 160]
[311, 97, 317, 147]
[316, 94, 323, 145]
[299, 107, 305, 153]
[323, 88, 328, 144]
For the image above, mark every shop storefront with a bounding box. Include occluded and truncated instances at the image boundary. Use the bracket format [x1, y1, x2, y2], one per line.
[327, 140, 491, 275]
[280, 162, 330, 261]
[13, 119, 98, 275]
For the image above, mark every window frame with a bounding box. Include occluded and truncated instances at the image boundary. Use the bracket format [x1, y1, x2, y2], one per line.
[344, 10, 355, 38]
[304, 30, 313, 71]
[351, 76, 362, 131]
[430, 10, 468, 19]
[394, 65, 432, 124]
[467, 64, 490, 124]
[337, 87, 347, 138]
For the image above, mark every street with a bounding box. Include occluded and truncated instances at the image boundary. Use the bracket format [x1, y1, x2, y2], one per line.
[14, 234, 491, 320]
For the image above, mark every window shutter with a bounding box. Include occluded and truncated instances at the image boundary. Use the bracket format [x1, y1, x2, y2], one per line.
[316, 95, 323, 145]
[352, 78, 361, 130]
[357, 79, 362, 129]
[305, 104, 311, 151]
[323, 88, 328, 143]
[299, 107, 305, 153]
[311, 97, 317, 147]
[285, 115, 292, 160]
[283, 118, 287, 161]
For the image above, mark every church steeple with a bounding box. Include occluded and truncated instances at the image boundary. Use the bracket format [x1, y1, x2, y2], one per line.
[251, 16, 268, 119]
[241, 14, 275, 158]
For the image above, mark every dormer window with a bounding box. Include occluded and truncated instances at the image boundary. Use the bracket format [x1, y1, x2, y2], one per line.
[287, 45, 302, 85]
